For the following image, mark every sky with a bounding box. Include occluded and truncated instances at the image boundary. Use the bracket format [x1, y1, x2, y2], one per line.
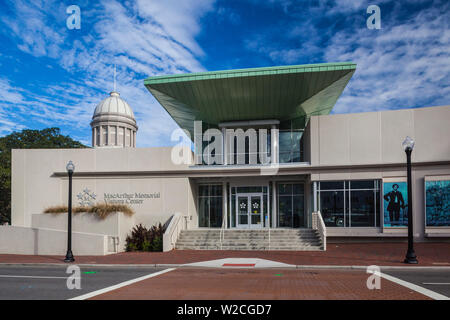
[0, 0, 448, 147]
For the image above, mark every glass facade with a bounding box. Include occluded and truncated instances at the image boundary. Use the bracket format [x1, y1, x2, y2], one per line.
[198, 125, 306, 165]
[277, 183, 305, 228]
[279, 130, 303, 163]
[229, 129, 271, 165]
[318, 180, 380, 227]
[198, 184, 223, 228]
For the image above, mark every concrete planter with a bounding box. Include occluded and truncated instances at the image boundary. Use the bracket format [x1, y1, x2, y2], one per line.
[32, 211, 135, 253]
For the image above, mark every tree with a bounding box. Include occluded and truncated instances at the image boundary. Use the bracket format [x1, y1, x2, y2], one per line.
[0, 128, 86, 224]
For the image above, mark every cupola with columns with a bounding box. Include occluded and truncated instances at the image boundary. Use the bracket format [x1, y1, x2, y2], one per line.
[90, 67, 138, 148]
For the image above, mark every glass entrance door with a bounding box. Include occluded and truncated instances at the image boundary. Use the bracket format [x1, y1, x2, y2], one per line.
[236, 194, 263, 228]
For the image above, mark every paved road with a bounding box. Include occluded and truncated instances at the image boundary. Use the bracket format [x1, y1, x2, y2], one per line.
[0, 265, 166, 300]
[383, 269, 450, 297]
[0, 265, 449, 300]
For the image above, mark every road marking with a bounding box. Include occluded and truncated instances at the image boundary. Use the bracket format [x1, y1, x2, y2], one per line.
[423, 283, 450, 285]
[222, 264, 255, 267]
[0, 275, 68, 279]
[380, 272, 450, 300]
[69, 268, 176, 300]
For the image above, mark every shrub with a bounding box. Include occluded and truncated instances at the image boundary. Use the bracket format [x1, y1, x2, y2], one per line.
[151, 236, 163, 252]
[125, 223, 165, 252]
[43, 203, 134, 219]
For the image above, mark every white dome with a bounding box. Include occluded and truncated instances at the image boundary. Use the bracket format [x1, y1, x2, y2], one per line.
[93, 91, 135, 119]
[90, 91, 138, 148]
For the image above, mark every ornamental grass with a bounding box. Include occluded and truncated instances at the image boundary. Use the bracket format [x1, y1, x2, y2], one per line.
[43, 203, 134, 219]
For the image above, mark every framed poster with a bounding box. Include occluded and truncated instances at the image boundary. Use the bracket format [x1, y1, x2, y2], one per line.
[425, 176, 450, 227]
[383, 178, 408, 227]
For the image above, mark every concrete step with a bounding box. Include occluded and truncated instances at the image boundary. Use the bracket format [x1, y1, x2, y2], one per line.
[178, 236, 319, 240]
[175, 245, 323, 251]
[179, 230, 318, 235]
[176, 240, 322, 245]
[175, 228, 324, 251]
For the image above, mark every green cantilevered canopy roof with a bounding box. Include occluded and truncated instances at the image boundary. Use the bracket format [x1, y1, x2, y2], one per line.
[144, 62, 356, 136]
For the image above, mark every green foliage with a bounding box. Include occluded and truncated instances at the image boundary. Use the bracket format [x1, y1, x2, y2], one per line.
[151, 236, 163, 252]
[0, 127, 86, 224]
[125, 223, 165, 252]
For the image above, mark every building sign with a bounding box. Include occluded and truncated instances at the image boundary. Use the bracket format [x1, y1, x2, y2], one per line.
[103, 192, 161, 205]
[425, 178, 450, 227]
[77, 188, 97, 206]
[383, 180, 408, 227]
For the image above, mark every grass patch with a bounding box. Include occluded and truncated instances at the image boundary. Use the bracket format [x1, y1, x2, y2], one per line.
[43, 203, 134, 219]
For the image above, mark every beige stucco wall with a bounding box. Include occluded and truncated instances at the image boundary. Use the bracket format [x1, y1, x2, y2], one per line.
[306, 105, 450, 240]
[308, 105, 450, 166]
[12, 147, 195, 232]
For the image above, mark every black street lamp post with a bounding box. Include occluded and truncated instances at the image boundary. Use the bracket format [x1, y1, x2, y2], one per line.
[64, 160, 75, 263]
[402, 137, 418, 264]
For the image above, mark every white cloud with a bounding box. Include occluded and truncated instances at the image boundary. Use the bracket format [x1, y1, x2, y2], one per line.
[0, 0, 215, 146]
[325, 3, 450, 114]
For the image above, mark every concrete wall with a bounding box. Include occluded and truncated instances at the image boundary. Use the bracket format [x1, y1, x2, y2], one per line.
[0, 225, 110, 255]
[309, 105, 450, 166]
[12, 147, 195, 234]
[32, 212, 134, 252]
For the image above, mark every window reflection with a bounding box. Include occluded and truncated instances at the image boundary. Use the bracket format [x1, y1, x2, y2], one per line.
[318, 180, 380, 227]
[277, 183, 305, 228]
[198, 184, 223, 228]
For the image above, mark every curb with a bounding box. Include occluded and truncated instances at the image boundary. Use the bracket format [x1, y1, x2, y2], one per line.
[1, 262, 450, 270]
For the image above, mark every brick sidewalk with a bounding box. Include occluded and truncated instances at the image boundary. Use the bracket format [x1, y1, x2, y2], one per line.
[91, 268, 430, 300]
[1, 243, 449, 266]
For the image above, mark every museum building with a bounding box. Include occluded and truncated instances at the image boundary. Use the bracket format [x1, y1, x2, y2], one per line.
[5, 62, 450, 254]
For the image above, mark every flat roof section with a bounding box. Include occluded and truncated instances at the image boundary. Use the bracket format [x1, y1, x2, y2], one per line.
[144, 62, 356, 137]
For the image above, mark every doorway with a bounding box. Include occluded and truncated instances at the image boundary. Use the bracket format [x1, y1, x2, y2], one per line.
[236, 193, 263, 228]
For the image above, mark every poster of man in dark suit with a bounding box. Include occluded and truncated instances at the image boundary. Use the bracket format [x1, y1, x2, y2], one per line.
[383, 183, 406, 226]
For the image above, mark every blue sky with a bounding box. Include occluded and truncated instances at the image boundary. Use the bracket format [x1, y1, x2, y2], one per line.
[0, 0, 448, 147]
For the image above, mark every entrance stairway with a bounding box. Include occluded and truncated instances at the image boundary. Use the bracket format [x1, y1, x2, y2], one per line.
[175, 229, 324, 251]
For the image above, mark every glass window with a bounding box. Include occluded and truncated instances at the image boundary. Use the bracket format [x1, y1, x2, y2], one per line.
[279, 130, 304, 163]
[236, 186, 263, 193]
[320, 181, 344, 190]
[350, 180, 375, 189]
[318, 180, 380, 228]
[198, 184, 223, 228]
[278, 183, 292, 195]
[199, 185, 209, 197]
[198, 197, 209, 228]
[350, 190, 375, 227]
[277, 183, 305, 228]
[278, 196, 292, 227]
[320, 191, 345, 227]
[293, 195, 304, 228]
